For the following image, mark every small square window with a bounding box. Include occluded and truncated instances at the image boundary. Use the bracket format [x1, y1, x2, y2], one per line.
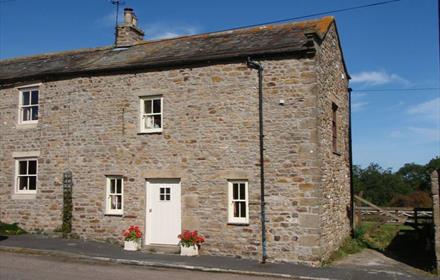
[140, 96, 163, 133]
[106, 177, 123, 215]
[160, 187, 171, 201]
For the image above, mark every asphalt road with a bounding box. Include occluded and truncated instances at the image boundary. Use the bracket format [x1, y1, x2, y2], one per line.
[0, 251, 281, 280]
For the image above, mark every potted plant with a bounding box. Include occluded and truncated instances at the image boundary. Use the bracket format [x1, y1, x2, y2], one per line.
[178, 230, 205, 256]
[123, 225, 142, 251]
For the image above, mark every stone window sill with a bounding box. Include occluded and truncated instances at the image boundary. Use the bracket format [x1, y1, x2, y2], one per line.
[11, 194, 37, 200]
[16, 123, 38, 130]
[104, 213, 124, 217]
[137, 131, 162, 135]
[227, 222, 250, 226]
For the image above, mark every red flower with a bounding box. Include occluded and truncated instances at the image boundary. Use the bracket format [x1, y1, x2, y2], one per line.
[123, 225, 142, 241]
[178, 230, 205, 247]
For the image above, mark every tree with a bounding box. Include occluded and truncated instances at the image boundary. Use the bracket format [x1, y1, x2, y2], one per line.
[352, 156, 439, 207]
[353, 163, 410, 206]
[396, 163, 428, 192]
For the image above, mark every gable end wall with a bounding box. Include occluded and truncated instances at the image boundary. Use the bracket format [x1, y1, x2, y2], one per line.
[315, 23, 351, 261]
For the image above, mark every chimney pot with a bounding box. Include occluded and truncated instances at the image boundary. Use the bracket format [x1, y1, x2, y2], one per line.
[124, 7, 135, 26]
[115, 7, 144, 47]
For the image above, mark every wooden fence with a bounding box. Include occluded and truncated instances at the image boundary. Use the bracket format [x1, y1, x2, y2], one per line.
[356, 206, 433, 228]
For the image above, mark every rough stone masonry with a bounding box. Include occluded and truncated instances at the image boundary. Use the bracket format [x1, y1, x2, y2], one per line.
[0, 13, 351, 265]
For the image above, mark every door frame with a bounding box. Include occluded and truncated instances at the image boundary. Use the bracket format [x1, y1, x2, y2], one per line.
[145, 178, 181, 245]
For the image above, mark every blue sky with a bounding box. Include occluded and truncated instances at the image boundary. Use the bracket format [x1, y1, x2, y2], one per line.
[0, 0, 438, 170]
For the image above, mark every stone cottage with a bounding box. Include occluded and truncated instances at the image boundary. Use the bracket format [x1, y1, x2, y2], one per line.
[0, 8, 351, 265]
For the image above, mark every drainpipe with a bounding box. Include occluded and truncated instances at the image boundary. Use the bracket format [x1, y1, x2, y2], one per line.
[348, 87, 355, 235]
[247, 57, 268, 264]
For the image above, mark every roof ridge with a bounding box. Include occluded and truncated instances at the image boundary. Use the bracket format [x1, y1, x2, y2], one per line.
[0, 16, 334, 64]
[135, 16, 334, 46]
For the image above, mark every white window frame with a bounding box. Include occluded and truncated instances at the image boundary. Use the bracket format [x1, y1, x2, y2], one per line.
[15, 158, 38, 194]
[139, 96, 163, 133]
[228, 181, 249, 224]
[105, 176, 124, 215]
[18, 86, 39, 124]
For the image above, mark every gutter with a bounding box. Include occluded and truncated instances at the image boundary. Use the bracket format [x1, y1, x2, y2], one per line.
[246, 57, 268, 264]
[348, 87, 354, 234]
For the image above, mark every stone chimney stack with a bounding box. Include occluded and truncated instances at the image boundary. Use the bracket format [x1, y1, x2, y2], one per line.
[115, 8, 144, 47]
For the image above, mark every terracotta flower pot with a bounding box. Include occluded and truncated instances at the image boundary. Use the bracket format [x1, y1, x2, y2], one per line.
[180, 245, 199, 256]
[124, 240, 140, 251]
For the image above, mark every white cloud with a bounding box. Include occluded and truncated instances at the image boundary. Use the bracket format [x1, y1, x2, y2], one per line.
[352, 102, 368, 112]
[142, 23, 199, 40]
[389, 126, 439, 143]
[351, 70, 409, 86]
[95, 12, 200, 40]
[408, 127, 440, 142]
[407, 97, 440, 121]
[389, 130, 403, 138]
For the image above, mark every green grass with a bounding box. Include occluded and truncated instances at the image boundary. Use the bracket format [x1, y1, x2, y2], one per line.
[0, 221, 26, 235]
[324, 238, 367, 265]
[361, 222, 414, 251]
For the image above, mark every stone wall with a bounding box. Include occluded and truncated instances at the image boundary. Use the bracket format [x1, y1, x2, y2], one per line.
[315, 23, 352, 261]
[0, 28, 350, 264]
[431, 170, 440, 272]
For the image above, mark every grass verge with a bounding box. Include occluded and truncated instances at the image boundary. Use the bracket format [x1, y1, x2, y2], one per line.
[0, 221, 27, 235]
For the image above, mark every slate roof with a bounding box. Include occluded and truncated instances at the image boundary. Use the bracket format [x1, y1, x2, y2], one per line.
[0, 16, 334, 84]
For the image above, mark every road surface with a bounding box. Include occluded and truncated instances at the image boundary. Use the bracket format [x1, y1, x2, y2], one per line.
[0, 251, 281, 280]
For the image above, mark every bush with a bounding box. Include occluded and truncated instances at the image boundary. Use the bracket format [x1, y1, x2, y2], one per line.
[389, 191, 432, 208]
[0, 221, 26, 235]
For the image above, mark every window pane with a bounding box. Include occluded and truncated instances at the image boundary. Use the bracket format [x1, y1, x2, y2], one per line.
[116, 179, 122, 193]
[22, 91, 30, 106]
[160, 194, 165, 201]
[165, 188, 170, 194]
[153, 99, 161, 113]
[240, 202, 246, 218]
[166, 194, 170, 201]
[144, 100, 152, 114]
[110, 179, 115, 193]
[19, 176, 28, 190]
[31, 90, 39, 105]
[29, 176, 37, 190]
[233, 183, 238, 200]
[233, 202, 239, 217]
[19, 161, 27, 175]
[145, 116, 153, 129]
[23, 107, 30, 121]
[116, 195, 122, 209]
[110, 195, 117, 209]
[153, 115, 161, 128]
[31, 106, 39, 120]
[239, 183, 245, 199]
[28, 160, 37, 175]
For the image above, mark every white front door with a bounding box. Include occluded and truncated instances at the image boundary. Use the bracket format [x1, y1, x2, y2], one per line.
[146, 179, 181, 245]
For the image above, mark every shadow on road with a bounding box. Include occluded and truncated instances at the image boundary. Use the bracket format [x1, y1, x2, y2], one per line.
[0, 236, 9, 241]
[384, 226, 436, 272]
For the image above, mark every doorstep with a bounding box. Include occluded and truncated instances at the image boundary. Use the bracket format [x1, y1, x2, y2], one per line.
[143, 244, 180, 254]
